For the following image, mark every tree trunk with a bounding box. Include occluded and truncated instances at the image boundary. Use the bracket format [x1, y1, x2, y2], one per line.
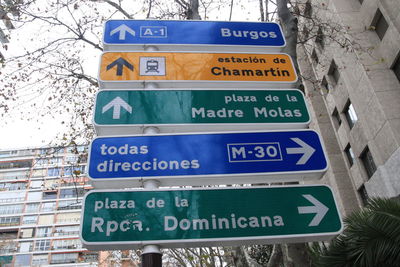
[230, 247, 263, 267]
[187, 0, 201, 20]
[277, 0, 302, 90]
[267, 245, 283, 267]
[276, 1, 309, 264]
[282, 243, 311, 267]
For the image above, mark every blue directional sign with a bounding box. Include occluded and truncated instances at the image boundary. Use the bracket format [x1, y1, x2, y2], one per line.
[88, 130, 328, 188]
[103, 20, 285, 52]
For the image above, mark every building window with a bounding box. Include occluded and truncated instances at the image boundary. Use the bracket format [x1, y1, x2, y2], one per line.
[332, 107, 342, 129]
[25, 203, 40, 213]
[328, 60, 340, 85]
[27, 191, 42, 201]
[58, 200, 82, 211]
[54, 225, 80, 236]
[36, 227, 52, 238]
[371, 9, 388, 40]
[344, 101, 358, 129]
[358, 185, 369, 206]
[0, 182, 27, 191]
[392, 52, 400, 82]
[47, 168, 61, 177]
[0, 204, 23, 214]
[0, 160, 32, 169]
[32, 254, 48, 266]
[15, 255, 31, 266]
[51, 253, 78, 264]
[38, 214, 54, 225]
[63, 165, 85, 176]
[31, 168, 46, 177]
[344, 144, 355, 167]
[0, 216, 20, 226]
[52, 239, 80, 250]
[18, 241, 33, 253]
[60, 188, 86, 199]
[315, 27, 324, 49]
[43, 191, 57, 200]
[22, 215, 38, 225]
[360, 146, 377, 179]
[34, 240, 50, 251]
[41, 202, 56, 212]
[30, 180, 43, 189]
[0, 231, 18, 239]
[20, 228, 34, 238]
[56, 212, 81, 224]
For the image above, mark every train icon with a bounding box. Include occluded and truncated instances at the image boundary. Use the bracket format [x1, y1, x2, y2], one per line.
[145, 60, 159, 73]
[139, 57, 166, 76]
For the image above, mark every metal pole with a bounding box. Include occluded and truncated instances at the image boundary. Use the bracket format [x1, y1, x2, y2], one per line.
[141, 125, 162, 267]
[141, 44, 162, 265]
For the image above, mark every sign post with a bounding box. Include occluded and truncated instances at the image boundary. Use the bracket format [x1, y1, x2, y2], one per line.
[98, 52, 297, 89]
[80, 185, 342, 250]
[87, 130, 328, 188]
[93, 89, 311, 135]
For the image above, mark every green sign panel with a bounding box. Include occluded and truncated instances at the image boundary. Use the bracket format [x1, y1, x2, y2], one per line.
[93, 89, 310, 135]
[80, 185, 342, 250]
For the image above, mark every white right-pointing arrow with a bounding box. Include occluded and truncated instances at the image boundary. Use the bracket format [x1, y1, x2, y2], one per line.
[102, 97, 132, 119]
[298, 194, 329, 226]
[110, 24, 136, 40]
[286, 137, 316, 165]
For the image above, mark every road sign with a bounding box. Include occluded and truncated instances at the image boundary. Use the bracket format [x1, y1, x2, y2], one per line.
[87, 130, 328, 188]
[94, 89, 311, 135]
[98, 52, 297, 89]
[80, 185, 342, 250]
[103, 20, 285, 52]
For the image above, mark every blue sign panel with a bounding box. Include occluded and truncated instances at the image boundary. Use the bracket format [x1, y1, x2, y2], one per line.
[103, 20, 285, 51]
[88, 130, 328, 188]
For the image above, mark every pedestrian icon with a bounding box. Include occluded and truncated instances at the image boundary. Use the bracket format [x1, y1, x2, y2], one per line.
[139, 57, 166, 76]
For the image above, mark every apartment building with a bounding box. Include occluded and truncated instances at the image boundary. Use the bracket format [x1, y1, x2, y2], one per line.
[298, 0, 400, 215]
[0, 146, 101, 266]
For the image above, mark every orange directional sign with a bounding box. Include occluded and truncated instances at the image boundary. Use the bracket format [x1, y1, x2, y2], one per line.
[98, 52, 297, 89]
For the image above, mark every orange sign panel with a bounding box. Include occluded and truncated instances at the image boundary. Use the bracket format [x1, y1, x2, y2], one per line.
[99, 52, 297, 83]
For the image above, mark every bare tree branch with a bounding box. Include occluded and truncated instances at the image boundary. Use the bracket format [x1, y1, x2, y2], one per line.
[259, 0, 265, 21]
[228, 0, 234, 21]
[102, 0, 133, 18]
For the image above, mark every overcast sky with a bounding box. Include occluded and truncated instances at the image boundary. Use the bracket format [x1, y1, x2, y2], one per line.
[0, 0, 268, 151]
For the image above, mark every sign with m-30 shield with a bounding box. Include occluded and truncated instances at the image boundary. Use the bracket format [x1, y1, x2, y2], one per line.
[87, 130, 328, 188]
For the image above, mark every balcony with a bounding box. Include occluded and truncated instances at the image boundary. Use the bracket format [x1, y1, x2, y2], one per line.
[50, 259, 76, 264]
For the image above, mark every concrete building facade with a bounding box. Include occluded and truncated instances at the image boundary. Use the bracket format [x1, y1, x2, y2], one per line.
[0, 147, 100, 266]
[298, 0, 400, 215]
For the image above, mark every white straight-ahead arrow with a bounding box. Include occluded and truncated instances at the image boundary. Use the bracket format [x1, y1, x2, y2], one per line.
[286, 137, 316, 165]
[102, 97, 132, 119]
[298, 194, 329, 226]
[110, 24, 136, 40]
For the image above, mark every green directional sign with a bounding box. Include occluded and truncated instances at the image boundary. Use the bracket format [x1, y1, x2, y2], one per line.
[93, 89, 310, 135]
[80, 185, 342, 250]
